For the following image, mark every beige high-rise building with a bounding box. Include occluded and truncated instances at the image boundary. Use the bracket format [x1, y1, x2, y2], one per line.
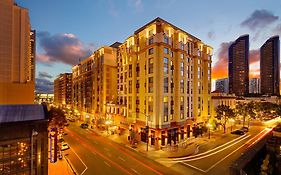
[54, 73, 72, 108]
[111, 18, 212, 148]
[0, 0, 35, 104]
[72, 43, 120, 122]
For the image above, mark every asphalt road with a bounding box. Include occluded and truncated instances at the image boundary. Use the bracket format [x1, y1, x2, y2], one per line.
[165, 126, 269, 175]
[63, 123, 178, 175]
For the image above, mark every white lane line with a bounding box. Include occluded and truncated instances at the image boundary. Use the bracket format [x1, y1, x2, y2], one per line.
[131, 168, 140, 175]
[182, 135, 251, 162]
[181, 162, 206, 173]
[171, 133, 248, 161]
[70, 147, 88, 175]
[104, 161, 111, 167]
[118, 156, 125, 162]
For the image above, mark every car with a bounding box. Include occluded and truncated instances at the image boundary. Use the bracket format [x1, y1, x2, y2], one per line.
[240, 127, 249, 132]
[61, 143, 70, 151]
[80, 123, 88, 129]
[64, 123, 69, 126]
[68, 118, 75, 122]
[58, 138, 65, 143]
[231, 130, 245, 135]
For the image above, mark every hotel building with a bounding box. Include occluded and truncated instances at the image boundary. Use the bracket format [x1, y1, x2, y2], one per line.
[0, 0, 35, 104]
[260, 36, 280, 96]
[112, 17, 212, 147]
[72, 43, 120, 122]
[249, 78, 260, 94]
[54, 73, 72, 108]
[228, 35, 249, 96]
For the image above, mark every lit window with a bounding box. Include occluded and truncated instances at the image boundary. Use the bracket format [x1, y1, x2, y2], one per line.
[148, 48, 154, 55]
[164, 48, 169, 54]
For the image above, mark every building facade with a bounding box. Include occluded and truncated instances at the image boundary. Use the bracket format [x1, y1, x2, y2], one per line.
[215, 78, 229, 93]
[54, 73, 72, 108]
[0, 104, 48, 175]
[72, 44, 119, 122]
[249, 78, 260, 94]
[228, 35, 249, 97]
[110, 18, 212, 148]
[260, 36, 280, 96]
[0, 0, 35, 104]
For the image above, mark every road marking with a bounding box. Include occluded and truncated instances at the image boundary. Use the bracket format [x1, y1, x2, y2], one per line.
[118, 156, 126, 162]
[181, 128, 270, 173]
[104, 161, 111, 167]
[92, 151, 96, 155]
[181, 135, 251, 162]
[70, 146, 88, 175]
[131, 168, 140, 175]
[170, 133, 248, 161]
[181, 162, 206, 173]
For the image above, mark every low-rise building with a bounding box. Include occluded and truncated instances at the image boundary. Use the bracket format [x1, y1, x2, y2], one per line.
[0, 104, 48, 175]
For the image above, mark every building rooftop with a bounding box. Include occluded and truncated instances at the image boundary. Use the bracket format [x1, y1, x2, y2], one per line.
[134, 17, 200, 41]
[0, 104, 46, 123]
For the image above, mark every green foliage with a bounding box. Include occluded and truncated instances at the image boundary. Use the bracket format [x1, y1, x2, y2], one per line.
[215, 105, 235, 133]
[48, 107, 67, 130]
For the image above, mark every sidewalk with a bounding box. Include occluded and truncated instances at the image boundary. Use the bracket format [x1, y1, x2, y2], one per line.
[48, 155, 75, 175]
[88, 125, 236, 159]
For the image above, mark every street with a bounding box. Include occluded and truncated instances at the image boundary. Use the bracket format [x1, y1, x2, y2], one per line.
[63, 123, 178, 175]
[162, 126, 270, 175]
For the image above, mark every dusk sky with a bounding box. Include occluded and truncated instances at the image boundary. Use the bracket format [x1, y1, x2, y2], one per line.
[16, 0, 281, 93]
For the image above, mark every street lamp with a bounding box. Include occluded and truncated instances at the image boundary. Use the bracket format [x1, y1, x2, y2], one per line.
[206, 123, 211, 139]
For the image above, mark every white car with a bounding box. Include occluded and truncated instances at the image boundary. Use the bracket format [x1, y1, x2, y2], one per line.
[61, 143, 70, 151]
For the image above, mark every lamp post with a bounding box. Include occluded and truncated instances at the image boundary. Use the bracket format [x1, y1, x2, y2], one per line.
[206, 123, 211, 139]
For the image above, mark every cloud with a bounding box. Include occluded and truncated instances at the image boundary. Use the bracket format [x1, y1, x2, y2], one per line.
[37, 31, 93, 66]
[273, 23, 281, 33]
[35, 78, 54, 93]
[128, 0, 143, 12]
[207, 31, 215, 40]
[38, 71, 53, 79]
[212, 42, 232, 79]
[241, 9, 279, 31]
[249, 49, 259, 64]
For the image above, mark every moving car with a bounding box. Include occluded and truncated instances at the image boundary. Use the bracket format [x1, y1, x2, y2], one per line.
[231, 130, 245, 135]
[80, 123, 88, 129]
[61, 143, 70, 151]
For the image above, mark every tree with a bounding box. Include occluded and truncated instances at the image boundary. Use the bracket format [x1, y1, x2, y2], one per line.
[48, 107, 67, 130]
[215, 105, 235, 133]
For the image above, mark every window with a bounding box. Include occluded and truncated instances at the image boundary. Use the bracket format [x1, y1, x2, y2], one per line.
[180, 96, 184, 119]
[136, 80, 139, 93]
[148, 77, 153, 93]
[149, 29, 153, 36]
[136, 63, 140, 77]
[170, 96, 174, 120]
[148, 58, 153, 74]
[164, 48, 169, 54]
[129, 80, 132, 93]
[170, 60, 174, 75]
[164, 57, 169, 74]
[164, 97, 168, 122]
[180, 79, 184, 93]
[129, 65, 132, 77]
[149, 37, 153, 45]
[180, 62, 184, 76]
[164, 36, 169, 44]
[180, 43, 184, 50]
[148, 97, 153, 112]
[164, 77, 168, 93]
[180, 53, 184, 59]
[148, 48, 154, 55]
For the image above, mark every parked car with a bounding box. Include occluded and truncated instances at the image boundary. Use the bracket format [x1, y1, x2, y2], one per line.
[64, 123, 69, 126]
[80, 123, 88, 129]
[240, 127, 249, 132]
[58, 138, 65, 143]
[61, 143, 70, 151]
[68, 118, 75, 122]
[231, 130, 245, 135]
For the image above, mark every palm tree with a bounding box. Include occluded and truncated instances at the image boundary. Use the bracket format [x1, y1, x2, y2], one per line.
[215, 105, 235, 133]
